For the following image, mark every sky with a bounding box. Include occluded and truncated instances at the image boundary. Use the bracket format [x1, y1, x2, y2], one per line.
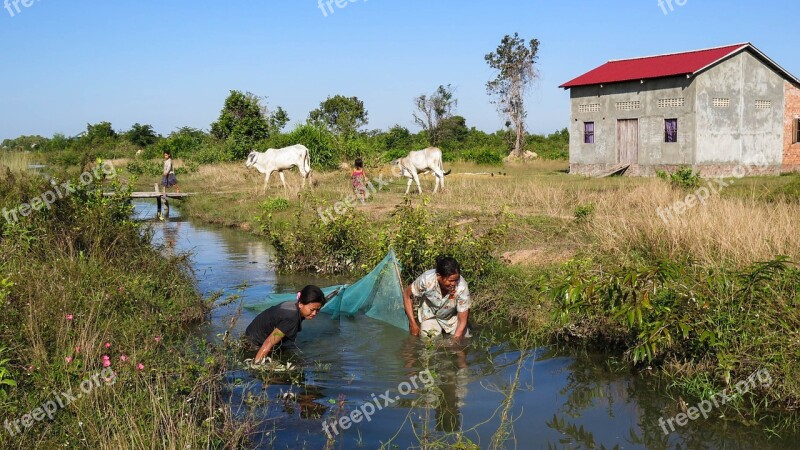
[1, 0, 799, 141]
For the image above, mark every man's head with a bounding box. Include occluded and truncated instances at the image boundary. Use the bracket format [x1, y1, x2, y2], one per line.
[435, 256, 461, 294]
[297, 285, 325, 319]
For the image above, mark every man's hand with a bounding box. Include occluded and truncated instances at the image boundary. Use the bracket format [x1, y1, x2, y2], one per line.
[409, 322, 420, 336]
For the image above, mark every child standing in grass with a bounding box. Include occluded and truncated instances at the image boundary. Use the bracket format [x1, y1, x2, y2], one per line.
[352, 158, 367, 203]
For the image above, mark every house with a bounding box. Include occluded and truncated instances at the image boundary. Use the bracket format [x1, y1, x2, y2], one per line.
[560, 43, 800, 177]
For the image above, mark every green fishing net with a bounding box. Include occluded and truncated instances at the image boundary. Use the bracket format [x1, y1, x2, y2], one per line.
[245, 249, 409, 331]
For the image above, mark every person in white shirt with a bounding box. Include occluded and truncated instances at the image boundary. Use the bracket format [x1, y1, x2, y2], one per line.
[403, 256, 471, 341]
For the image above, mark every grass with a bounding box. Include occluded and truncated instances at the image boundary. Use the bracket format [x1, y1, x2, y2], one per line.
[0, 166, 252, 449]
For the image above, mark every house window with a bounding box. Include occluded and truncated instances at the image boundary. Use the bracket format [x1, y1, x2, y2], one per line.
[578, 103, 600, 113]
[794, 118, 800, 144]
[584, 122, 595, 144]
[665, 119, 678, 143]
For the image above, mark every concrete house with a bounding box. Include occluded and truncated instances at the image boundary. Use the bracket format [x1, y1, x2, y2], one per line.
[560, 43, 800, 177]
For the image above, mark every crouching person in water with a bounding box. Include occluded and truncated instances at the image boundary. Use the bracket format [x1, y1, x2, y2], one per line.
[245, 285, 326, 363]
[403, 256, 471, 342]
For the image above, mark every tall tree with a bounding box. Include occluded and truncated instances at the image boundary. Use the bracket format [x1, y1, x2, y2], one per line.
[211, 91, 278, 159]
[485, 34, 540, 157]
[125, 123, 160, 147]
[308, 95, 369, 139]
[413, 84, 457, 146]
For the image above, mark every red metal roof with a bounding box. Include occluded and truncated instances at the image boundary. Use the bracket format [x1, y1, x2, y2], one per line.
[560, 44, 749, 88]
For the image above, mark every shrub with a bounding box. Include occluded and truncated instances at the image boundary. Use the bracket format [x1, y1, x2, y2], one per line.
[574, 203, 595, 224]
[663, 166, 702, 190]
[461, 149, 504, 166]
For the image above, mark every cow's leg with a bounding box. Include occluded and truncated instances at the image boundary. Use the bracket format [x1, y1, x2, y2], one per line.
[413, 173, 422, 194]
[433, 169, 444, 193]
[263, 171, 273, 193]
[405, 177, 413, 195]
[278, 171, 288, 190]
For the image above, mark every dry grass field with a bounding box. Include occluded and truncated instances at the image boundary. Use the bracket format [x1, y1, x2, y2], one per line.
[139, 159, 800, 269]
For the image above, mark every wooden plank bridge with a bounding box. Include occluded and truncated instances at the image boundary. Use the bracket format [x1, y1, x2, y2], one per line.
[104, 184, 195, 219]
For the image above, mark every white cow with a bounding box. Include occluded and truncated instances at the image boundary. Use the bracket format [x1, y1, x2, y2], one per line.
[393, 147, 451, 194]
[245, 144, 312, 192]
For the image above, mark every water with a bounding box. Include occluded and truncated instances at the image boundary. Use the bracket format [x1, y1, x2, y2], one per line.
[134, 200, 799, 449]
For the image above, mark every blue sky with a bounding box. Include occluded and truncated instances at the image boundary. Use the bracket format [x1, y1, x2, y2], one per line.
[1, 0, 798, 141]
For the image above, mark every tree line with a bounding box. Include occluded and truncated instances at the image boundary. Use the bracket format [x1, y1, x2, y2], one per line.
[2, 34, 567, 169]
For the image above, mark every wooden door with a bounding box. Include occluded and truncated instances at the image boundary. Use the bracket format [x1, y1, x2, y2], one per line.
[617, 119, 639, 164]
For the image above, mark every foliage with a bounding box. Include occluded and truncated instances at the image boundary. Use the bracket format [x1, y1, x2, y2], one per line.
[210, 90, 271, 159]
[261, 197, 290, 213]
[0, 346, 15, 402]
[573, 203, 595, 224]
[265, 123, 339, 170]
[0, 169, 248, 448]
[461, 148, 503, 165]
[527, 128, 569, 160]
[413, 85, 458, 146]
[84, 121, 118, 145]
[260, 197, 505, 283]
[547, 256, 800, 408]
[658, 166, 702, 190]
[382, 125, 414, 151]
[308, 94, 369, 140]
[124, 123, 160, 147]
[485, 33, 541, 156]
[153, 127, 207, 159]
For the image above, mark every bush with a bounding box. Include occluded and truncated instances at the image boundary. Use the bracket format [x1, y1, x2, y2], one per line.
[660, 166, 702, 190]
[461, 149, 503, 166]
[574, 203, 595, 224]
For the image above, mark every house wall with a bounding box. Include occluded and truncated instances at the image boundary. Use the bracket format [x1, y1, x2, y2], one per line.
[783, 82, 800, 172]
[568, 78, 695, 176]
[694, 51, 784, 175]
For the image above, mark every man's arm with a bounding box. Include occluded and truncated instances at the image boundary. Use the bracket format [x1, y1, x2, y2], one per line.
[453, 310, 469, 341]
[403, 284, 420, 336]
[254, 328, 285, 363]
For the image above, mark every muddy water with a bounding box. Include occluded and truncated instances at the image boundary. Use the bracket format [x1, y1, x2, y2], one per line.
[135, 201, 798, 449]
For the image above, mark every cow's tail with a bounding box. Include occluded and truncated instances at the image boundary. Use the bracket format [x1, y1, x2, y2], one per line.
[436, 149, 449, 176]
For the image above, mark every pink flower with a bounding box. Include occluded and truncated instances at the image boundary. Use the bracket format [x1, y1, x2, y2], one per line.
[104, 342, 111, 349]
[75, 346, 81, 353]
[65, 314, 74, 320]
[154, 336, 162, 342]
[65, 357, 73, 364]
[102, 355, 111, 367]
[136, 363, 144, 371]
[119, 355, 128, 362]
[102, 355, 110, 360]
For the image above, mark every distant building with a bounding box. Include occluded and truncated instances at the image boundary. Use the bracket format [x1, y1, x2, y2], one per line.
[560, 43, 800, 176]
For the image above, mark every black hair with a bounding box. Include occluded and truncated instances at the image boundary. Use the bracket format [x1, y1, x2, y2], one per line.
[435, 256, 461, 277]
[163, 150, 172, 158]
[354, 158, 363, 169]
[299, 285, 326, 305]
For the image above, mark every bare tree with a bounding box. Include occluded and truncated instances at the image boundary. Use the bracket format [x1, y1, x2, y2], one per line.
[413, 84, 457, 146]
[485, 34, 540, 157]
